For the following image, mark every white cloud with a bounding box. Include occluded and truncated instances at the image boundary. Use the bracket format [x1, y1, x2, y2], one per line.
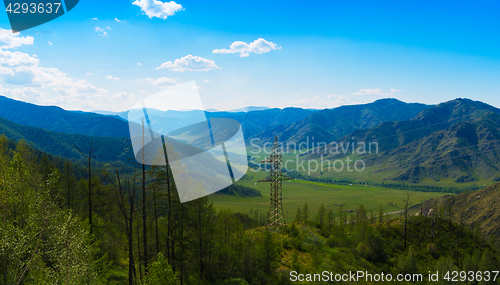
[156, 54, 220, 72]
[217, 101, 245, 110]
[94, 27, 108, 36]
[132, 0, 183, 19]
[0, 29, 34, 50]
[115, 18, 122, 22]
[137, 63, 141, 65]
[145, 77, 178, 86]
[139, 90, 148, 94]
[48, 41, 53, 46]
[0, 30, 140, 110]
[105, 75, 119, 81]
[213, 38, 280, 57]
[112, 91, 133, 100]
[86, 73, 92, 76]
[390, 88, 402, 93]
[203, 80, 211, 83]
[0, 50, 39, 67]
[0, 51, 107, 101]
[351, 88, 385, 96]
[0, 84, 46, 101]
[283, 94, 362, 109]
[91, 18, 98, 20]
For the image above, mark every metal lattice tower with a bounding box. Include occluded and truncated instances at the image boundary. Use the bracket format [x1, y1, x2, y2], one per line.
[258, 136, 289, 231]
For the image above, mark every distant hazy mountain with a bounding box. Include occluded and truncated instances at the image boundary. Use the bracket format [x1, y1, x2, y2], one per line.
[0, 96, 130, 138]
[253, 98, 432, 145]
[96, 107, 316, 137]
[228, 106, 270, 112]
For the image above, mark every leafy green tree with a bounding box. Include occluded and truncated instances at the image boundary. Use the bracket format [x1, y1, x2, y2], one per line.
[141, 253, 178, 285]
[398, 247, 417, 275]
[295, 206, 303, 223]
[302, 202, 310, 222]
[316, 203, 326, 226]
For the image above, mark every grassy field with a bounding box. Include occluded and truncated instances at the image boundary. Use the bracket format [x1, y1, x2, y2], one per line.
[208, 168, 446, 222]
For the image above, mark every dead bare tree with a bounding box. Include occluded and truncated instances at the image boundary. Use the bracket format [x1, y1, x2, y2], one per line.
[74, 139, 101, 234]
[113, 170, 138, 285]
[403, 192, 412, 250]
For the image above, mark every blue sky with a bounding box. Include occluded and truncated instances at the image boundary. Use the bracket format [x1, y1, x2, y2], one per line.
[0, 0, 499, 111]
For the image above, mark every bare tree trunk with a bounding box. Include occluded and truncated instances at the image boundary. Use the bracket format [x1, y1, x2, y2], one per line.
[74, 140, 100, 234]
[154, 186, 159, 254]
[137, 210, 142, 281]
[403, 192, 410, 250]
[140, 120, 148, 273]
[88, 151, 92, 234]
[142, 164, 148, 273]
[180, 203, 185, 285]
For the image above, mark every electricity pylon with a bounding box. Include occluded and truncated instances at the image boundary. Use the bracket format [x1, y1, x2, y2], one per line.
[258, 136, 290, 231]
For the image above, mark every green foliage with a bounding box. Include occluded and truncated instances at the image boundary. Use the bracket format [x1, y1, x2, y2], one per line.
[302, 202, 310, 221]
[140, 253, 178, 285]
[0, 144, 106, 284]
[398, 247, 418, 275]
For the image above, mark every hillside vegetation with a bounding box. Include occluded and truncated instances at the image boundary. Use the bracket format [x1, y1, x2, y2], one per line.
[302, 98, 500, 184]
[439, 182, 500, 242]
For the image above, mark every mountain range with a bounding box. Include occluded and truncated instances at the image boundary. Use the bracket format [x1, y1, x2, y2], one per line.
[252, 98, 432, 145]
[306, 98, 500, 184]
[1, 95, 500, 185]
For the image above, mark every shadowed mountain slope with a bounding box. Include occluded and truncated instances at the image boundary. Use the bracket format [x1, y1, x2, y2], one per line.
[0, 96, 130, 137]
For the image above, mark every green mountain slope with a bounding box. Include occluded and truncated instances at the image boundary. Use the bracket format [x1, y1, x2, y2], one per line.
[329, 98, 499, 154]
[0, 95, 130, 137]
[305, 98, 500, 184]
[431, 182, 500, 241]
[381, 114, 500, 183]
[0, 115, 132, 161]
[253, 98, 431, 145]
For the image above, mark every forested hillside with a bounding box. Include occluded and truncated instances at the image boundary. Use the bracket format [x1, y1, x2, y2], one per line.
[0, 115, 132, 161]
[1, 136, 499, 284]
[0, 96, 130, 138]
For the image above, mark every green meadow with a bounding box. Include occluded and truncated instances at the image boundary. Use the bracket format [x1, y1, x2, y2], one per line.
[208, 168, 446, 221]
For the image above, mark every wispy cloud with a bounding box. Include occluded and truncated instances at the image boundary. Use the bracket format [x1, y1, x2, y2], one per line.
[94, 26, 110, 36]
[105, 75, 119, 81]
[213, 38, 280, 57]
[156, 55, 220, 72]
[132, 0, 183, 19]
[48, 41, 53, 46]
[144, 77, 178, 86]
[86, 73, 92, 76]
[351, 88, 385, 96]
[390, 88, 402, 93]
